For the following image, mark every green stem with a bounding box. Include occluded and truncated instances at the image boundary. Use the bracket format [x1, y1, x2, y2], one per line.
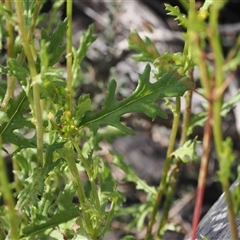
[66, 146, 86, 206]
[47, 0, 65, 33]
[65, 144, 93, 235]
[14, 0, 43, 166]
[146, 97, 181, 238]
[180, 70, 194, 145]
[0, 138, 19, 239]
[1, 1, 15, 111]
[66, 0, 73, 111]
[157, 166, 177, 238]
[209, 4, 224, 154]
[209, 4, 238, 240]
[157, 70, 194, 236]
[99, 197, 116, 236]
[190, 7, 211, 98]
[73, 142, 101, 214]
[2, 0, 42, 110]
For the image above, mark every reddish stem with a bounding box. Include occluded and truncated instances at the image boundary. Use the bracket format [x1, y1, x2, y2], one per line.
[190, 105, 212, 240]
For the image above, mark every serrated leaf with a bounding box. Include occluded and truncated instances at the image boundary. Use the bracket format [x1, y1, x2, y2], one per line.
[75, 95, 93, 123]
[22, 182, 80, 237]
[81, 64, 194, 135]
[154, 52, 183, 76]
[165, 4, 188, 28]
[0, 91, 35, 148]
[171, 137, 199, 163]
[116, 201, 153, 231]
[0, 4, 11, 49]
[72, 24, 96, 86]
[188, 111, 206, 135]
[40, 19, 67, 66]
[218, 138, 235, 181]
[188, 90, 240, 135]
[112, 152, 156, 195]
[41, 73, 66, 104]
[42, 142, 65, 176]
[128, 30, 159, 62]
[74, 24, 96, 64]
[0, 59, 30, 81]
[0, 65, 10, 76]
[221, 89, 240, 117]
[17, 168, 44, 209]
[8, 58, 30, 80]
[22, 0, 35, 31]
[223, 53, 240, 72]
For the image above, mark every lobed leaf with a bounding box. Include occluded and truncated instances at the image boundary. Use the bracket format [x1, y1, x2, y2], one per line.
[112, 152, 156, 195]
[72, 24, 97, 86]
[171, 137, 200, 163]
[221, 89, 240, 117]
[0, 91, 35, 149]
[165, 4, 188, 28]
[0, 59, 30, 82]
[22, 182, 80, 237]
[128, 30, 159, 62]
[40, 19, 67, 66]
[75, 95, 93, 122]
[22, 0, 35, 31]
[81, 64, 194, 135]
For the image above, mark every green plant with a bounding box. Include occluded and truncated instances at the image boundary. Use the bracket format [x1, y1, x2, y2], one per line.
[0, 1, 240, 240]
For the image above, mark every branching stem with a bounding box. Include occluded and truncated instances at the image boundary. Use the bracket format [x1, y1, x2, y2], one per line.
[146, 97, 181, 238]
[209, 3, 238, 240]
[14, 0, 43, 166]
[157, 69, 194, 237]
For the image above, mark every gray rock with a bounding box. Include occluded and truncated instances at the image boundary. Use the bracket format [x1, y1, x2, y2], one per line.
[185, 180, 240, 240]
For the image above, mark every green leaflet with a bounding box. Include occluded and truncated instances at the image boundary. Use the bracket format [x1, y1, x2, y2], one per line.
[22, 182, 80, 237]
[0, 59, 30, 82]
[74, 24, 97, 65]
[81, 64, 195, 135]
[128, 30, 160, 62]
[75, 95, 93, 121]
[0, 91, 35, 149]
[112, 152, 156, 195]
[165, 4, 188, 28]
[171, 137, 199, 163]
[23, 0, 35, 31]
[72, 24, 97, 86]
[40, 18, 67, 67]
